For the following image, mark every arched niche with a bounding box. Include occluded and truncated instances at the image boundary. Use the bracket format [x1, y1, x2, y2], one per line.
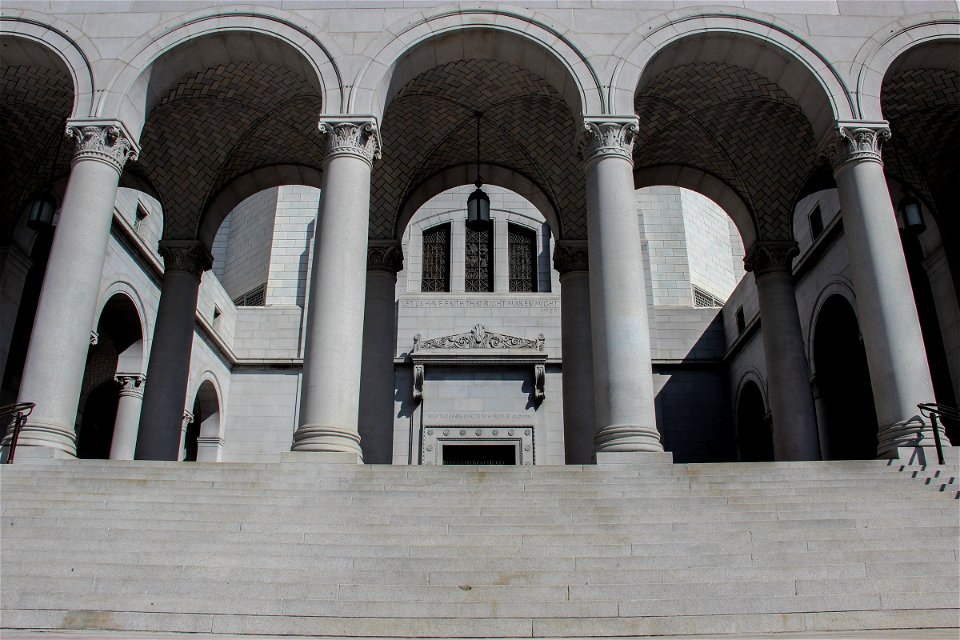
[187, 377, 222, 463]
[735, 376, 773, 462]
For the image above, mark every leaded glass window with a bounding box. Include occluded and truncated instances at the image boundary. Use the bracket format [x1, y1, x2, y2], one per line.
[421, 224, 450, 292]
[508, 224, 537, 292]
[465, 226, 493, 292]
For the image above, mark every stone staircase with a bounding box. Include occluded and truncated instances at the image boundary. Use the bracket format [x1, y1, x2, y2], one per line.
[1, 458, 957, 638]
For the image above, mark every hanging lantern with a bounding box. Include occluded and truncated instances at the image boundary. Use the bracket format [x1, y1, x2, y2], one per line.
[466, 112, 490, 231]
[898, 191, 925, 233]
[27, 193, 57, 230]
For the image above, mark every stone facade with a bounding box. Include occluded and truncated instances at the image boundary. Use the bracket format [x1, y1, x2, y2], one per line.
[0, 0, 956, 467]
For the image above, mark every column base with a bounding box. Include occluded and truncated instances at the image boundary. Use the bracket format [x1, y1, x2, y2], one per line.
[291, 424, 363, 459]
[6, 444, 75, 464]
[891, 445, 959, 467]
[594, 424, 663, 453]
[10, 420, 77, 458]
[877, 416, 950, 459]
[281, 450, 363, 464]
[594, 451, 674, 465]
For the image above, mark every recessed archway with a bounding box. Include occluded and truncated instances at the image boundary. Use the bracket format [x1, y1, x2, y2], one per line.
[812, 295, 877, 460]
[186, 378, 222, 462]
[736, 378, 773, 462]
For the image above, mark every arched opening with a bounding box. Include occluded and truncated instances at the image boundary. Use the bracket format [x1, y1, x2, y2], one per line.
[186, 380, 221, 462]
[737, 381, 773, 462]
[812, 295, 878, 460]
[76, 294, 144, 459]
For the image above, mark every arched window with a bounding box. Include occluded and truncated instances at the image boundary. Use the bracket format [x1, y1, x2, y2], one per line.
[465, 225, 493, 292]
[421, 223, 450, 292]
[508, 224, 537, 292]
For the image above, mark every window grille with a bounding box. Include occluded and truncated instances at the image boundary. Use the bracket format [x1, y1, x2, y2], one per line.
[421, 224, 450, 292]
[465, 225, 493, 292]
[508, 224, 537, 292]
[233, 283, 266, 307]
[693, 285, 724, 308]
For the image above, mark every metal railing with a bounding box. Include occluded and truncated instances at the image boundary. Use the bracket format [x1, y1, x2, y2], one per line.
[917, 403, 958, 466]
[1, 402, 35, 464]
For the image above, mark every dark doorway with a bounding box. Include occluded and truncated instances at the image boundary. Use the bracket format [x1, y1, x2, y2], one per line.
[442, 443, 516, 465]
[813, 295, 878, 459]
[736, 380, 774, 461]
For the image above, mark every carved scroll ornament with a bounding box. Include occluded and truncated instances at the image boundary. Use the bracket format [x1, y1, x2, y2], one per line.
[413, 324, 544, 352]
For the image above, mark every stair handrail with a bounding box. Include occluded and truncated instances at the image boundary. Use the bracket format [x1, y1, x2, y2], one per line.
[1, 402, 35, 464]
[917, 402, 957, 466]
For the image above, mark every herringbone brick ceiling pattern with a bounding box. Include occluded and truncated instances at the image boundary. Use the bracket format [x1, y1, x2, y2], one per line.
[371, 59, 582, 239]
[0, 65, 74, 240]
[132, 61, 324, 239]
[634, 62, 816, 241]
[881, 68, 960, 224]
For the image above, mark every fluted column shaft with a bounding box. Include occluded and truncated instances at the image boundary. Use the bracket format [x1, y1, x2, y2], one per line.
[555, 241, 596, 464]
[582, 117, 662, 454]
[135, 241, 211, 460]
[294, 118, 381, 460]
[826, 122, 942, 457]
[746, 241, 820, 460]
[16, 120, 138, 456]
[109, 373, 145, 460]
[358, 241, 402, 463]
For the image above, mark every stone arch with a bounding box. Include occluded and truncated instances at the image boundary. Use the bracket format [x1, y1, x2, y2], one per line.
[634, 165, 756, 249]
[734, 370, 773, 462]
[0, 14, 95, 118]
[94, 281, 149, 372]
[806, 277, 858, 368]
[396, 164, 562, 241]
[98, 7, 345, 139]
[197, 165, 324, 251]
[854, 15, 960, 120]
[186, 375, 223, 463]
[811, 294, 878, 460]
[610, 7, 853, 131]
[351, 5, 603, 119]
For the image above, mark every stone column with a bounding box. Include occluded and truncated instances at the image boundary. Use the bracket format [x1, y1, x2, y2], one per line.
[554, 241, 596, 464]
[293, 117, 380, 461]
[0, 244, 32, 383]
[825, 122, 944, 457]
[177, 411, 193, 461]
[581, 117, 662, 455]
[135, 241, 211, 460]
[809, 373, 831, 461]
[109, 373, 145, 460]
[16, 120, 138, 457]
[745, 241, 820, 460]
[358, 241, 402, 464]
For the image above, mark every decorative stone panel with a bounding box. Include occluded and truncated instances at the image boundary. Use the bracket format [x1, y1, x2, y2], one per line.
[421, 425, 534, 465]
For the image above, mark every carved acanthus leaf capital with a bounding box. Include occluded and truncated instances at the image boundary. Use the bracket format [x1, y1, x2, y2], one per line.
[159, 240, 213, 277]
[318, 117, 381, 165]
[553, 240, 589, 274]
[580, 116, 639, 164]
[367, 241, 403, 274]
[821, 121, 891, 170]
[743, 240, 799, 276]
[115, 373, 146, 398]
[66, 119, 139, 174]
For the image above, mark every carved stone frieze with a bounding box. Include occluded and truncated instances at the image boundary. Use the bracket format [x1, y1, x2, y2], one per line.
[159, 240, 213, 276]
[743, 240, 799, 276]
[822, 121, 891, 170]
[367, 241, 403, 274]
[413, 324, 544, 352]
[318, 117, 382, 165]
[115, 373, 146, 399]
[66, 120, 139, 174]
[553, 241, 589, 274]
[580, 116, 639, 164]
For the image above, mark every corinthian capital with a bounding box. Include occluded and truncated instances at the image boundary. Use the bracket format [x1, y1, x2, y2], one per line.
[822, 121, 891, 170]
[580, 116, 639, 164]
[115, 373, 146, 398]
[318, 116, 381, 165]
[66, 119, 139, 174]
[553, 240, 589, 274]
[743, 240, 799, 276]
[158, 240, 213, 276]
[367, 240, 403, 274]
